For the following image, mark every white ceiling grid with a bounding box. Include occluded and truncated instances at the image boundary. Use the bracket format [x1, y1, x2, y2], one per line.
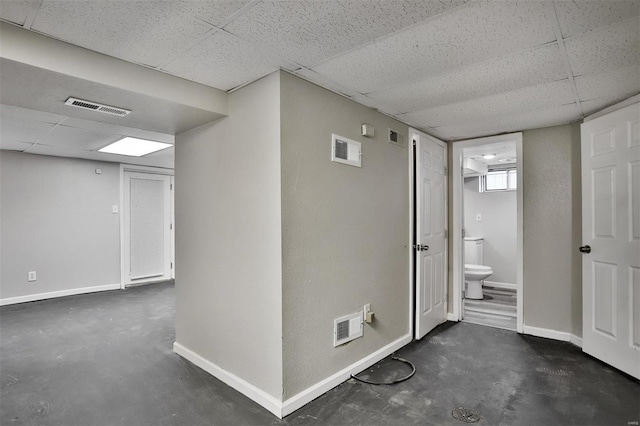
[0, 0, 638, 166]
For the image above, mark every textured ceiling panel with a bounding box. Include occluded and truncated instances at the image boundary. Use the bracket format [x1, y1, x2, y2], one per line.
[403, 80, 576, 128]
[0, 140, 33, 151]
[0, 104, 67, 124]
[40, 125, 122, 151]
[565, 18, 640, 77]
[224, 0, 470, 67]
[0, 115, 56, 143]
[368, 43, 566, 113]
[429, 103, 580, 140]
[0, 0, 31, 25]
[160, 30, 285, 91]
[575, 64, 640, 103]
[31, 1, 217, 67]
[311, 0, 556, 93]
[554, 0, 639, 38]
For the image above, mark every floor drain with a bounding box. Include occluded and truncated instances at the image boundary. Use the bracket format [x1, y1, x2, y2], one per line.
[452, 407, 481, 423]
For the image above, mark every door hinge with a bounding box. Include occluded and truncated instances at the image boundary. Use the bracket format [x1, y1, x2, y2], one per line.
[444, 229, 448, 239]
[170, 262, 173, 269]
[444, 166, 447, 176]
[170, 223, 173, 230]
[170, 183, 173, 190]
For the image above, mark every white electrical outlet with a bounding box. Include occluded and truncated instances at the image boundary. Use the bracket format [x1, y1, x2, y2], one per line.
[27, 271, 37, 282]
[112, 205, 119, 214]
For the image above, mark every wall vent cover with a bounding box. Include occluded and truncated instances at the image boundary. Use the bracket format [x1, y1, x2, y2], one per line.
[331, 134, 362, 168]
[334, 312, 363, 347]
[64, 97, 131, 117]
[388, 128, 406, 148]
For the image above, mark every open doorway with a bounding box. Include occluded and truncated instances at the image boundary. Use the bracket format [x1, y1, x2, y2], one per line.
[452, 133, 523, 333]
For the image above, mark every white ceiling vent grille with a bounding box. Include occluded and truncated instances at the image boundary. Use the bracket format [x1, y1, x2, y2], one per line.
[64, 97, 131, 117]
[333, 312, 363, 347]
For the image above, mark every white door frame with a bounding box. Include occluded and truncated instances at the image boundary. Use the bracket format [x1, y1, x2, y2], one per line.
[451, 133, 524, 333]
[119, 164, 175, 289]
[409, 128, 448, 339]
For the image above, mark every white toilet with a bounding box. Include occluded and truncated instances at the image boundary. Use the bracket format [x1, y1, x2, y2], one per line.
[464, 237, 493, 300]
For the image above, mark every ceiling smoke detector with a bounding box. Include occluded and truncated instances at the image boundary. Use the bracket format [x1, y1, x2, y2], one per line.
[64, 97, 131, 117]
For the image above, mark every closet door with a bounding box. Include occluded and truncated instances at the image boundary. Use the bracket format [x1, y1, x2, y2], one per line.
[123, 172, 172, 285]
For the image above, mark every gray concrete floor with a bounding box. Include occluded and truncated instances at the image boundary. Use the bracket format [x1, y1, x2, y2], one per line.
[1, 281, 638, 426]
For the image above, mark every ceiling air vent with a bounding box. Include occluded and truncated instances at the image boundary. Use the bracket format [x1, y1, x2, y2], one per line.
[64, 97, 131, 117]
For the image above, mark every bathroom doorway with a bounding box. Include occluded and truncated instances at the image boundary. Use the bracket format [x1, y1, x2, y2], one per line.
[451, 133, 523, 333]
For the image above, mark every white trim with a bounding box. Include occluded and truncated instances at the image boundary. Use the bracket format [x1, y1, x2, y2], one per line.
[408, 133, 415, 339]
[447, 313, 458, 322]
[281, 333, 412, 417]
[452, 133, 523, 334]
[523, 325, 571, 342]
[570, 334, 583, 348]
[175, 334, 411, 419]
[173, 342, 283, 418]
[0, 283, 121, 306]
[483, 280, 516, 290]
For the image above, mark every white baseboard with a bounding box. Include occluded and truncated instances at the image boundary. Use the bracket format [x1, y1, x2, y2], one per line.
[484, 280, 516, 290]
[523, 325, 570, 342]
[281, 333, 412, 417]
[447, 312, 458, 322]
[570, 334, 583, 348]
[174, 333, 412, 419]
[0, 283, 121, 306]
[173, 342, 283, 418]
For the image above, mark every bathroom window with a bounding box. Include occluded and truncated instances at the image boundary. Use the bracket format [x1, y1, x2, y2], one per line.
[480, 169, 517, 192]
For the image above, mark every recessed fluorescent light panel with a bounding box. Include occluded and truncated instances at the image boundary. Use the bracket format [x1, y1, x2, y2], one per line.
[482, 154, 496, 160]
[99, 137, 172, 157]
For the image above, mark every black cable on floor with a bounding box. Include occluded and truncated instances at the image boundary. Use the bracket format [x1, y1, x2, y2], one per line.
[350, 356, 416, 385]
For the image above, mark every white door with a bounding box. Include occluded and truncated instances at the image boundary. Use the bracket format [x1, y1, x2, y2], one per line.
[123, 171, 172, 286]
[414, 131, 447, 340]
[581, 102, 640, 379]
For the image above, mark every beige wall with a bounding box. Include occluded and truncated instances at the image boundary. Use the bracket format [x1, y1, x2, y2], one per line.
[280, 72, 410, 398]
[522, 124, 582, 335]
[0, 152, 120, 300]
[174, 72, 283, 399]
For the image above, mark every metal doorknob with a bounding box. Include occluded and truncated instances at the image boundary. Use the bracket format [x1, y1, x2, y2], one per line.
[413, 244, 429, 251]
[579, 245, 591, 254]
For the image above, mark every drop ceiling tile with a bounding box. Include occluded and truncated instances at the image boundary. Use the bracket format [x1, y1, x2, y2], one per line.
[555, 0, 639, 39]
[431, 103, 581, 140]
[311, 0, 556, 93]
[0, 104, 67, 124]
[60, 117, 174, 144]
[404, 80, 575, 128]
[42, 125, 122, 151]
[0, 140, 34, 151]
[575, 64, 640, 104]
[31, 1, 216, 68]
[368, 43, 566, 113]
[224, 0, 470, 67]
[160, 30, 284, 91]
[0, 115, 56, 143]
[0, 0, 32, 25]
[565, 18, 640, 77]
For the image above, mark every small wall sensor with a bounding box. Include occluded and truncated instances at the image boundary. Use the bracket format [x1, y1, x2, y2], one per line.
[361, 124, 374, 138]
[95, 168, 102, 174]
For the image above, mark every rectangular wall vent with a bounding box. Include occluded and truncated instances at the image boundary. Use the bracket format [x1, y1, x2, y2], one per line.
[388, 128, 406, 148]
[64, 97, 131, 117]
[331, 134, 362, 168]
[334, 312, 363, 347]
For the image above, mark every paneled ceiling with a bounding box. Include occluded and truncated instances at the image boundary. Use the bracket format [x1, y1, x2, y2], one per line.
[1, 0, 638, 166]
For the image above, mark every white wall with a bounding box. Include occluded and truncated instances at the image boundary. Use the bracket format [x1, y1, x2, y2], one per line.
[463, 176, 517, 284]
[0, 151, 121, 302]
[280, 72, 410, 398]
[174, 72, 283, 401]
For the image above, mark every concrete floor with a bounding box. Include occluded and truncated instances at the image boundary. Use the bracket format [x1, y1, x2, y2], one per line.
[1, 281, 638, 425]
